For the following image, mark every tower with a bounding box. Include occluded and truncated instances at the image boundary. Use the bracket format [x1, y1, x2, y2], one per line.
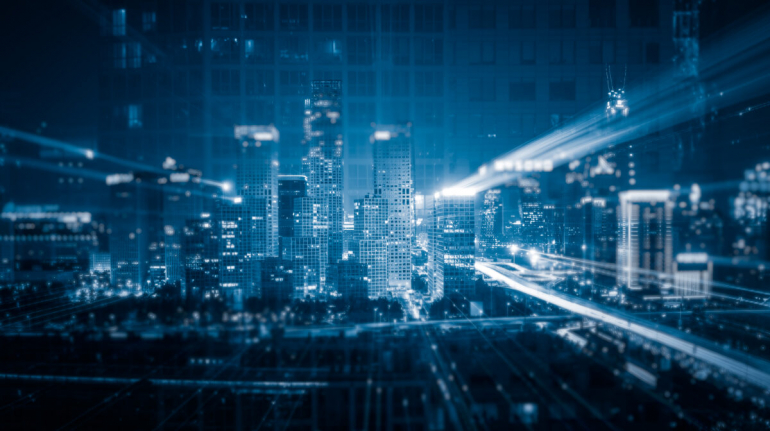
[235, 125, 279, 259]
[372, 125, 414, 292]
[303, 81, 344, 270]
[617, 191, 674, 293]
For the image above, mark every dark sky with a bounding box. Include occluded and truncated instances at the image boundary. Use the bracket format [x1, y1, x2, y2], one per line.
[0, 1, 99, 143]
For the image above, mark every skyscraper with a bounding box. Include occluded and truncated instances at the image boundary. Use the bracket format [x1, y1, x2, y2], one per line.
[219, 196, 261, 308]
[480, 189, 503, 255]
[285, 196, 328, 296]
[304, 81, 345, 270]
[277, 175, 307, 238]
[162, 162, 220, 289]
[353, 195, 388, 298]
[617, 190, 674, 293]
[183, 215, 220, 301]
[107, 172, 165, 292]
[372, 125, 414, 292]
[432, 193, 475, 299]
[235, 125, 279, 259]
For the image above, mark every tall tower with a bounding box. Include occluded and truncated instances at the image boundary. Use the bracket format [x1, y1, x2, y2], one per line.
[617, 191, 674, 293]
[277, 175, 307, 239]
[372, 125, 414, 292]
[303, 81, 344, 270]
[480, 189, 503, 255]
[219, 196, 261, 308]
[432, 193, 476, 299]
[285, 196, 328, 297]
[235, 125, 279, 259]
[353, 195, 389, 298]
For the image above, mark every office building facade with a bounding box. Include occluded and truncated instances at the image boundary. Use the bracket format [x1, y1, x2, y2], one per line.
[372, 124, 414, 291]
[617, 190, 674, 293]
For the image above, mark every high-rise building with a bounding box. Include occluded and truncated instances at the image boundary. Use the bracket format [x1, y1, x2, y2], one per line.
[617, 190, 674, 293]
[286, 196, 329, 296]
[260, 256, 293, 305]
[183, 216, 220, 301]
[336, 259, 370, 299]
[277, 175, 307, 238]
[480, 189, 503, 254]
[304, 81, 344, 268]
[219, 196, 261, 308]
[519, 180, 546, 249]
[162, 162, 220, 288]
[432, 193, 475, 299]
[353, 195, 388, 298]
[282, 236, 323, 298]
[372, 125, 413, 291]
[107, 172, 165, 292]
[235, 125, 279, 259]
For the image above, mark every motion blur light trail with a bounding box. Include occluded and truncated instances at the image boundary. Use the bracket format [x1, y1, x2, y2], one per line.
[0, 125, 231, 194]
[451, 9, 770, 194]
[476, 261, 770, 390]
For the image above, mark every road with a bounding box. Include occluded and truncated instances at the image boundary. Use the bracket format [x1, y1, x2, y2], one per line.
[476, 261, 770, 390]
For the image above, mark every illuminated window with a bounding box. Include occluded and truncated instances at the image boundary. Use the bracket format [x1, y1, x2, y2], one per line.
[244, 38, 274, 64]
[112, 9, 126, 36]
[128, 105, 143, 129]
[211, 38, 239, 64]
[142, 12, 156, 32]
[312, 37, 343, 63]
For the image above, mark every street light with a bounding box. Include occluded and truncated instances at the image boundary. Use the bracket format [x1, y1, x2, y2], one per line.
[509, 244, 518, 265]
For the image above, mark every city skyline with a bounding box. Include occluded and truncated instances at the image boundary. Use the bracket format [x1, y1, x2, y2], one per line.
[3, 0, 770, 429]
